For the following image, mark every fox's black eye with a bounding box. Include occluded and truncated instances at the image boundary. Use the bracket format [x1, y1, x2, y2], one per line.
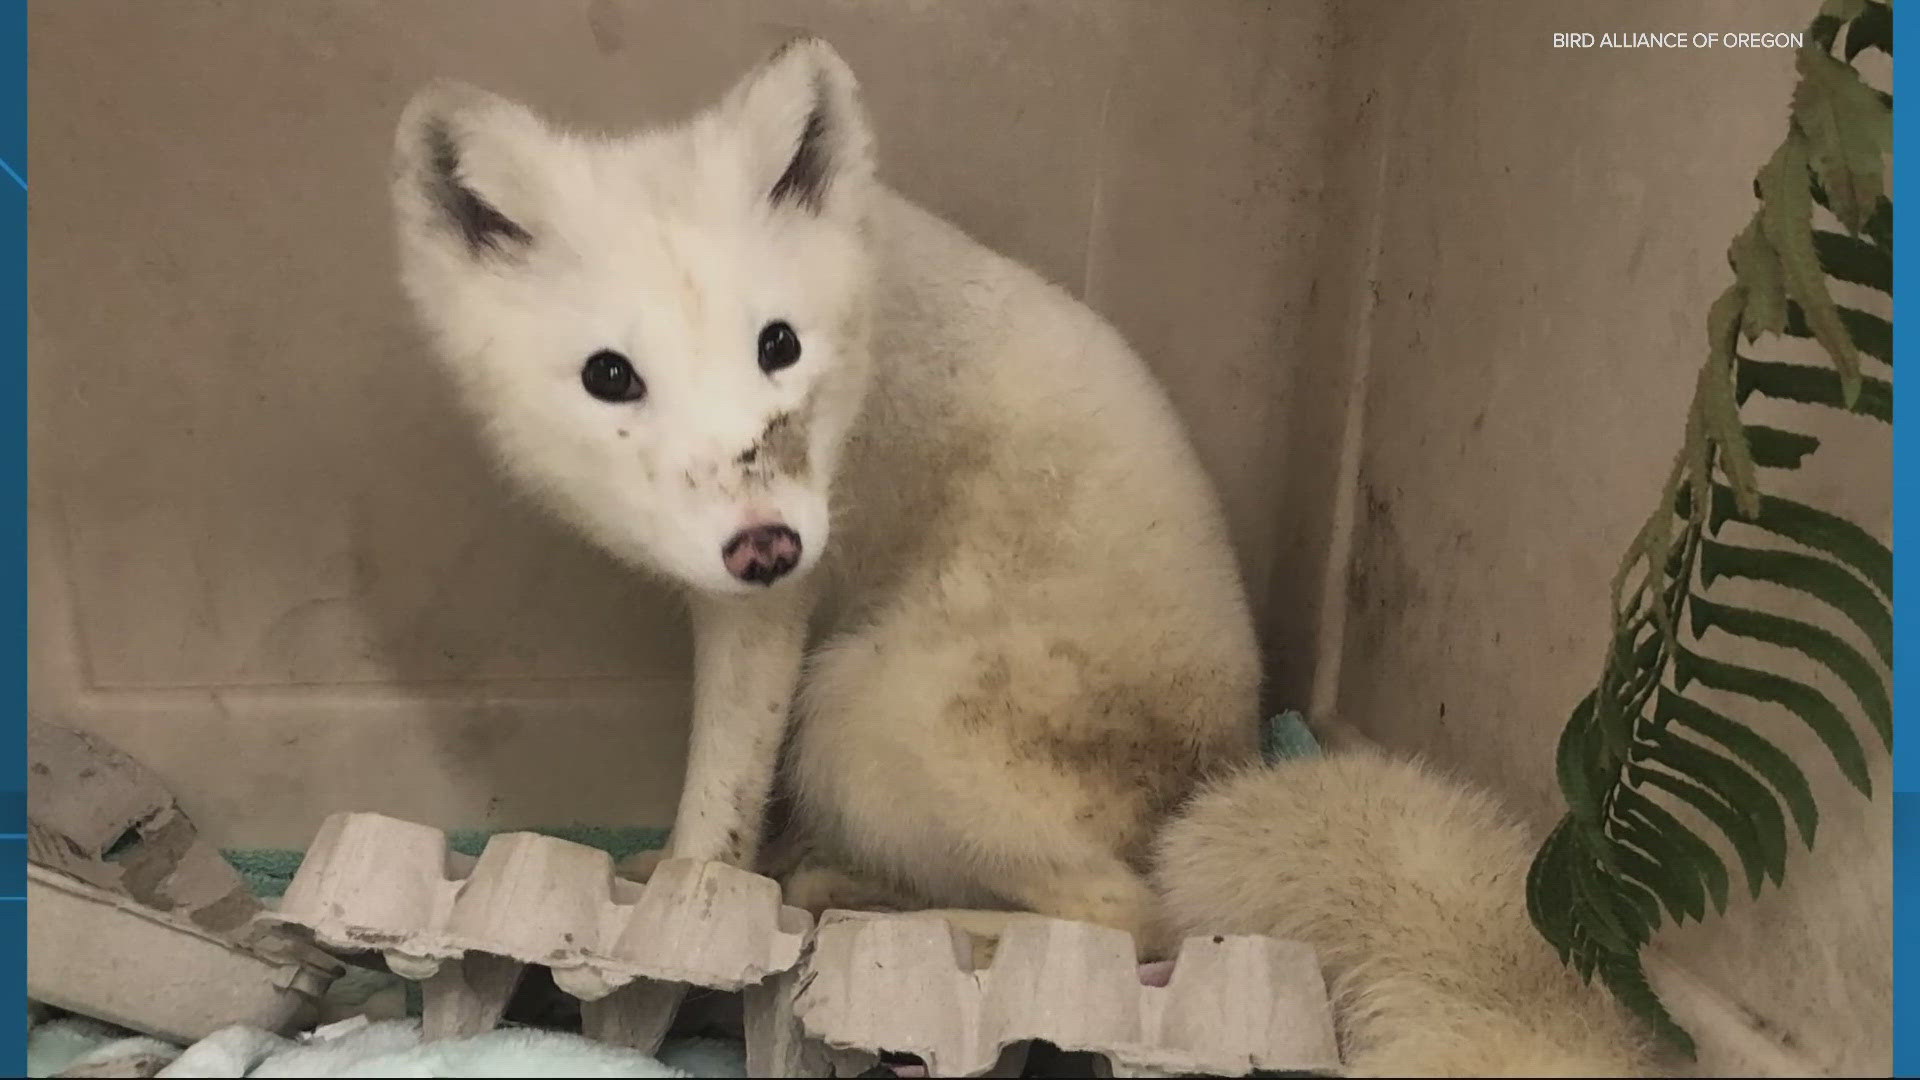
[758, 321, 801, 374]
[582, 349, 645, 402]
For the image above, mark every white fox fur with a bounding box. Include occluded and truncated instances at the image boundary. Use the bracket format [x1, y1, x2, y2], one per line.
[1153, 748, 1661, 1077]
[390, 39, 1259, 956]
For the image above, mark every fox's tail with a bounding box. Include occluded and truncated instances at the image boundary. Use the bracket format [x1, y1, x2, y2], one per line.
[1152, 746, 1661, 1077]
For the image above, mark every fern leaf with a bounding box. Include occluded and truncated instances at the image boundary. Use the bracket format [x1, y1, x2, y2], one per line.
[1599, 954, 1695, 1059]
[1743, 424, 1822, 469]
[1612, 817, 1708, 923]
[1534, 5, 1888, 1051]
[1617, 875, 1668, 932]
[1528, 819, 1581, 959]
[1614, 784, 1733, 912]
[1760, 131, 1862, 401]
[1702, 290, 1761, 515]
[1696, 539, 1890, 663]
[1737, 357, 1891, 420]
[1782, 302, 1892, 365]
[1675, 648, 1873, 794]
[1811, 179, 1896, 247]
[1654, 688, 1821, 845]
[1862, 195, 1891, 249]
[1811, 229, 1892, 291]
[1791, 45, 1891, 234]
[1631, 765, 1775, 895]
[1809, 14, 1849, 54]
[1688, 597, 1890, 749]
[1570, 927, 1601, 984]
[1640, 729, 1792, 887]
[1596, 842, 1670, 936]
[1732, 215, 1790, 340]
[1843, 2, 1892, 59]
[1571, 849, 1642, 953]
[1709, 485, 1892, 598]
[1557, 693, 1609, 828]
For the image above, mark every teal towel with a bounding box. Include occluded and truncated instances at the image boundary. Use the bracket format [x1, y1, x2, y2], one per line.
[1262, 710, 1321, 763]
[223, 826, 667, 902]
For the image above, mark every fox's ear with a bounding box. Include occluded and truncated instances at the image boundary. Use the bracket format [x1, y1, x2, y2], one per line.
[717, 37, 874, 218]
[392, 81, 551, 259]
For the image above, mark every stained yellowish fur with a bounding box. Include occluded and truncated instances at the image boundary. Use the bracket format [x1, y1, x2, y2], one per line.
[781, 183, 1261, 959]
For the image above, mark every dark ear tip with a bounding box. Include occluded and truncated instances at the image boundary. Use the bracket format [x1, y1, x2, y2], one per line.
[396, 82, 457, 164]
[770, 34, 832, 60]
[395, 80, 512, 158]
[400, 80, 470, 127]
[765, 34, 857, 88]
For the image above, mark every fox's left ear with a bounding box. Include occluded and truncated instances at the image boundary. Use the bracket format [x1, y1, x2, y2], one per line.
[392, 80, 555, 262]
[719, 37, 874, 219]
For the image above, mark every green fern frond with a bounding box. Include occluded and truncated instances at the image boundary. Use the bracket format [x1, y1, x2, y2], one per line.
[1526, 1, 1892, 1056]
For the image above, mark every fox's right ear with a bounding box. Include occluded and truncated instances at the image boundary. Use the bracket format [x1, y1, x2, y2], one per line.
[717, 38, 874, 221]
[392, 81, 551, 259]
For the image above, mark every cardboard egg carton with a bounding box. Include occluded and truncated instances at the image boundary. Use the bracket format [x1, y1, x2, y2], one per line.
[751, 910, 1343, 1078]
[266, 811, 1342, 1077]
[260, 811, 812, 1049]
[28, 863, 345, 1046]
[27, 719, 347, 1044]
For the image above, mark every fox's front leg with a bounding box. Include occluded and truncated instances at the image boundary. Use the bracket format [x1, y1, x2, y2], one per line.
[665, 587, 811, 867]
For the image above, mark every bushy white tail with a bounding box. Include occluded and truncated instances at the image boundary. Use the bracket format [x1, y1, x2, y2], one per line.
[1152, 747, 1661, 1077]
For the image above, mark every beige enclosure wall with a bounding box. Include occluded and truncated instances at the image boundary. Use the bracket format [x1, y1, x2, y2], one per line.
[28, 0, 1890, 1071]
[27, 1, 1330, 845]
[1285, 1, 1890, 1074]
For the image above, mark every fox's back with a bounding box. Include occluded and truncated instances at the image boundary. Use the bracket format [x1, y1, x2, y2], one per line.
[819, 188, 1253, 652]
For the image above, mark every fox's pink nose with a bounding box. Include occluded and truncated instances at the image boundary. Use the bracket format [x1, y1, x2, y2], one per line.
[722, 524, 802, 585]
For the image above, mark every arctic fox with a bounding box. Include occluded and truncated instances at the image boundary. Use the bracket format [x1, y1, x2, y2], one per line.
[390, 38, 1260, 957]
[1153, 747, 1661, 1077]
